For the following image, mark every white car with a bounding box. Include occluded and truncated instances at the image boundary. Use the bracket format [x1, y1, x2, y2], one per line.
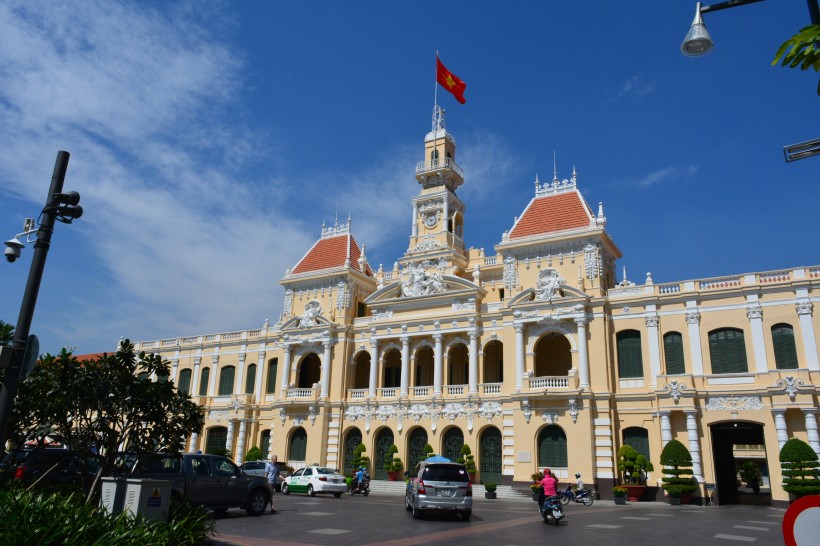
[281, 466, 347, 497]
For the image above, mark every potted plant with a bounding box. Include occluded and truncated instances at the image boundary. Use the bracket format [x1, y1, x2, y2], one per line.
[660, 439, 698, 505]
[459, 444, 477, 482]
[612, 485, 628, 505]
[484, 482, 497, 499]
[384, 444, 400, 480]
[617, 444, 654, 501]
[780, 437, 820, 500]
[423, 443, 434, 458]
[390, 457, 404, 480]
[351, 443, 369, 477]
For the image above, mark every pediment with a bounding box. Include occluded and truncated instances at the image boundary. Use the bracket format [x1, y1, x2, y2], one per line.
[281, 314, 333, 331]
[507, 284, 589, 307]
[365, 275, 483, 305]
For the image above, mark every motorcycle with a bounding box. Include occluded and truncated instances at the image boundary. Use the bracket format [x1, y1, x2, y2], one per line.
[349, 474, 370, 496]
[539, 495, 565, 526]
[560, 485, 594, 506]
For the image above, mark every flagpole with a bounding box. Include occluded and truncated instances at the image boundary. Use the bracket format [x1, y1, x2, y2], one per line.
[434, 51, 438, 109]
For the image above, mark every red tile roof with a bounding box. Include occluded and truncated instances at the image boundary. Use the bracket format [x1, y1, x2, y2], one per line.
[292, 234, 373, 276]
[509, 191, 593, 239]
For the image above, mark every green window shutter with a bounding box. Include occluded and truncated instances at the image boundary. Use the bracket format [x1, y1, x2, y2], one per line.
[177, 369, 192, 395]
[218, 366, 235, 396]
[663, 332, 686, 375]
[772, 324, 799, 370]
[623, 427, 650, 461]
[260, 430, 271, 460]
[289, 428, 307, 461]
[709, 328, 748, 374]
[538, 426, 568, 468]
[206, 427, 227, 454]
[245, 364, 256, 394]
[617, 330, 644, 378]
[266, 358, 278, 394]
[199, 367, 210, 396]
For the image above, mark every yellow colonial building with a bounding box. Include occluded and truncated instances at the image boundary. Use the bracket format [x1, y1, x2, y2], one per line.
[134, 107, 819, 507]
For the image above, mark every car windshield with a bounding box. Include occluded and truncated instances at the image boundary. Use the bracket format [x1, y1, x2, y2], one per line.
[316, 467, 338, 475]
[422, 465, 468, 482]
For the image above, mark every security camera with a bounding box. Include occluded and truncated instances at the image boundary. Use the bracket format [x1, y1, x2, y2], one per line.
[4, 238, 23, 263]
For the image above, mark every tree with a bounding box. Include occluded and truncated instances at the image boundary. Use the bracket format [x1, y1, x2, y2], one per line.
[618, 444, 654, 485]
[245, 446, 263, 462]
[773, 25, 820, 95]
[7, 340, 205, 477]
[660, 439, 698, 499]
[780, 438, 820, 497]
[0, 320, 13, 346]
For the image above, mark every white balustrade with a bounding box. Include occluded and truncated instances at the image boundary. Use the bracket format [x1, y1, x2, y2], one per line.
[528, 376, 569, 389]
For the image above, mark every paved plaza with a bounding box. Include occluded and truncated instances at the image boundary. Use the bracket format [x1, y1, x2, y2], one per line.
[208, 491, 784, 546]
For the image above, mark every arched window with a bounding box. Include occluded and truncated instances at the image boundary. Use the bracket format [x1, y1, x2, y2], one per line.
[245, 363, 256, 394]
[266, 358, 278, 394]
[617, 330, 644, 378]
[430, 149, 439, 166]
[198, 367, 210, 396]
[353, 351, 371, 390]
[177, 369, 192, 395]
[663, 332, 685, 375]
[298, 354, 321, 388]
[344, 428, 363, 476]
[538, 425, 567, 468]
[218, 366, 235, 396]
[206, 426, 227, 455]
[447, 344, 468, 385]
[383, 349, 401, 389]
[622, 427, 651, 461]
[483, 340, 503, 383]
[289, 428, 307, 461]
[534, 334, 571, 377]
[708, 328, 748, 374]
[772, 324, 799, 370]
[442, 428, 464, 462]
[415, 347, 434, 387]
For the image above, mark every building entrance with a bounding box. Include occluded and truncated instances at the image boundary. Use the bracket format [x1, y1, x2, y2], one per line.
[709, 422, 771, 506]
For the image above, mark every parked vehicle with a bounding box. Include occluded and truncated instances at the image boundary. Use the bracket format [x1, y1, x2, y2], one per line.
[130, 453, 270, 516]
[539, 494, 565, 526]
[559, 485, 594, 506]
[239, 460, 290, 491]
[404, 461, 472, 521]
[4, 448, 100, 492]
[281, 466, 347, 497]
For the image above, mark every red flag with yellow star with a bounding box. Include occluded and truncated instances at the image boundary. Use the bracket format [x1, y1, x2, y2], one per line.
[436, 56, 466, 104]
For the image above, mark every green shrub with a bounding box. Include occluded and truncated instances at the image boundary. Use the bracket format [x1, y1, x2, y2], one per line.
[618, 444, 654, 485]
[245, 446, 263, 462]
[659, 439, 698, 498]
[780, 438, 820, 497]
[423, 443, 434, 457]
[483, 482, 497, 492]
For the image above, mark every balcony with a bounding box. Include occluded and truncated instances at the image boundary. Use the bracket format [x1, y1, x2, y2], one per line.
[415, 158, 463, 179]
[528, 375, 571, 390]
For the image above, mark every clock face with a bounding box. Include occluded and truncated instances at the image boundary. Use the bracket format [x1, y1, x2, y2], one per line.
[424, 214, 437, 228]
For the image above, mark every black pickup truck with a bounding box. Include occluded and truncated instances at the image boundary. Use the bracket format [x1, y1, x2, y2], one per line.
[130, 452, 271, 516]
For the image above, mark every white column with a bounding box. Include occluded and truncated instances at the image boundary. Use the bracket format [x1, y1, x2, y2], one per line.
[236, 419, 248, 464]
[207, 354, 219, 397]
[321, 338, 332, 399]
[468, 329, 478, 394]
[236, 351, 246, 396]
[773, 409, 789, 450]
[400, 336, 410, 397]
[254, 349, 266, 401]
[685, 308, 704, 375]
[188, 432, 198, 453]
[170, 355, 180, 384]
[226, 419, 235, 457]
[803, 408, 820, 456]
[645, 311, 661, 387]
[279, 345, 292, 399]
[576, 316, 590, 390]
[796, 299, 819, 370]
[515, 323, 525, 393]
[191, 356, 202, 397]
[442, 199, 449, 234]
[660, 411, 672, 446]
[411, 202, 418, 237]
[684, 410, 703, 481]
[746, 301, 769, 373]
[369, 336, 379, 398]
[433, 333, 443, 395]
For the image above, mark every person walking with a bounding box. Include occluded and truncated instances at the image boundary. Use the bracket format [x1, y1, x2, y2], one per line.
[265, 454, 281, 513]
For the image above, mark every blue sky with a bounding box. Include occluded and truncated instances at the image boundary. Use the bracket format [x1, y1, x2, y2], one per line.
[1, 0, 818, 355]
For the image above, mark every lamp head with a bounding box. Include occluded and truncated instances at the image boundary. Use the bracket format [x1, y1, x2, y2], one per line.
[4, 237, 24, 263]
[681, 2, 714, 57]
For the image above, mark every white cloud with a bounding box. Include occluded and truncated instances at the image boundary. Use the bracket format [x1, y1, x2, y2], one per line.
[609, 75, 656, 102]
[620, 165, 699, 188]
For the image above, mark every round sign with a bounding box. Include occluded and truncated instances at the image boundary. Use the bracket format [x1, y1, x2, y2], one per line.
[20, 335, 39, 380]
[783, 495, 820, 546]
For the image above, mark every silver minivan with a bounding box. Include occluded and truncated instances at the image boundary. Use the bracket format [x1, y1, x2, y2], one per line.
[404, 461, 473, 521]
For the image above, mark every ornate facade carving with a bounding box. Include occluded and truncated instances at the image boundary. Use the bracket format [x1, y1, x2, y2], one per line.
[336, 280, 349, 311]
[568, 398, 579, 423]
[746, 304, 763, 320]
[776, 376, 805, 401]
[477, 402, 502, 421]
[300, 300, 323, 328]
[662, 380, 688, 402]
[796, 300, 813, 316]
[452, 298, 476, 311]
[685, 310, 701, 325]
[584, 243, 599, 279]
[705, 396, 763, 412]
[401, 262, 448, 297]
[503, 256, 518, 291]
[645, 313, 660, 328]
[535, 268, 565, 301]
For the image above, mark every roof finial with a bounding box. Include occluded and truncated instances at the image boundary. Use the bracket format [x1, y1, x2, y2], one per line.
[553, 151, 558, 182]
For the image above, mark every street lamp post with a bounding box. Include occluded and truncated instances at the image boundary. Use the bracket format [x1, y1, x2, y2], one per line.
[0, 151, 83, 451]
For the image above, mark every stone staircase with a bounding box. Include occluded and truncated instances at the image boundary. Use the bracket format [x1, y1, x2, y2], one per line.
[366, 480, 531, 500]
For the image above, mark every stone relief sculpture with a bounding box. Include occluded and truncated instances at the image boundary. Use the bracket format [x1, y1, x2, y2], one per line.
[300, 300, 322, 328]
[535, 268, 564, 301]
[401, 263, 448, 297]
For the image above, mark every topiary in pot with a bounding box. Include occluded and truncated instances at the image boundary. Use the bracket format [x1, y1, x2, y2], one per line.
[660, 439, 698, 500]
[423, 443, 434, 458]
[780, 438, 820, 498]
[384, 444, 399, 470]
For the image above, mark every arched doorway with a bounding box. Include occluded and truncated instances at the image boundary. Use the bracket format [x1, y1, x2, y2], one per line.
[407, 428, 428, 471]
[415, 347, 433, 387]
[534, 334, 572, 377]
[298, 353, 321, 388]
[344, 428, 363, 476]
[538, 425, 568, 468]
[383, 349, 401, 389]
[374, 428, 394, 481]
[442, 427, 464, 462]
[483, 340, 503, 383]
[289, 427, 307, 462]
[480, 427, 502, 484]
[710, 422, 770, 505]
[352, 352, 370, 390]
[447, 344, 468, 385]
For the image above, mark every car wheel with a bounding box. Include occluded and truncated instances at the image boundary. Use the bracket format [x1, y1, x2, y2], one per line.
[411, 501, 421, 519]
[333, 492, 342, 498]
[245, 488, 269, 517]
[405, 495, 412, 512]
[308, 484, 315, 497]
[363, 490, 369, 497]
[583, 496, 593, 506]
[282, 483, 290, 495]
[461, 510, 471, 522]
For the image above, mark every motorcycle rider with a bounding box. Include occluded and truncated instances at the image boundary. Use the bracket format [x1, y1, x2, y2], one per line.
[539, 468, 559, 505]
[574, 473, 585, 495]
[353, 466, 365, 493]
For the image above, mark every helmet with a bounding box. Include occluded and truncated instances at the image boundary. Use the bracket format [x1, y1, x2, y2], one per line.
[359, 466, 364, 470]
[575, 473, 581, 478]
